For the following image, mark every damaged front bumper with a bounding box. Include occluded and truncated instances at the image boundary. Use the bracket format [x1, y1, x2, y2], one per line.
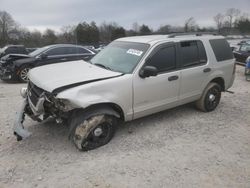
[13, 84, 73, 141]
[0, 64, 15, 80]
[13, 86, 46, 141]
[13, 99, 31, 140]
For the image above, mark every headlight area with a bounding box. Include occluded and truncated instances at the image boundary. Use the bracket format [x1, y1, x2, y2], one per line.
[23, 81, 78, 123]
[43, 95, 76, 122]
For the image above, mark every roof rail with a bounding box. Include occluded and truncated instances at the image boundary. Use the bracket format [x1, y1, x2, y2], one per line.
[168, 32, 218, 38]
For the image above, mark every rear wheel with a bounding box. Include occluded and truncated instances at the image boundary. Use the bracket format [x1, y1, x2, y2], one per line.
[70, 112, 117, 151]
[19, 66, 30, 82]
[196, 82, 221, 112]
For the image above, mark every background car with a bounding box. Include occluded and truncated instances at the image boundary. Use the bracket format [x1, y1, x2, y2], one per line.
[0, 44, 96, 82]
[233, 44, 250, 64]
[237, 40, 250, 45]
[0, 45, 28, 58]
[26, 47, 38, 53]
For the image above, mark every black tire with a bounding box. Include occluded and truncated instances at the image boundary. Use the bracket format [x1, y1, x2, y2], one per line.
[18, 66, 30, 82]
[69, 111, 117, 151]
[196, 82, 221, 112]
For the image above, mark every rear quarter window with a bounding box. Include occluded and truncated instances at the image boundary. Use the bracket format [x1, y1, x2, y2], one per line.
[180, 40, 207, 68]
[209, 39, 234, 62]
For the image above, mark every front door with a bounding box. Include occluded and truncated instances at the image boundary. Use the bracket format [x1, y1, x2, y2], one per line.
[133, 43, 180, 119]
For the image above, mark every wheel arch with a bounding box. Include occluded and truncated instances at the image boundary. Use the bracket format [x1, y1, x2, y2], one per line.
[73, 102, 125, 121]
[68, 102, 124, 142]
[210, 77, 225, 91]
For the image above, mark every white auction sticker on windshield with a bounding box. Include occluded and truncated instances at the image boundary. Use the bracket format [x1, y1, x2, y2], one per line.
[127, 49, 143, 56]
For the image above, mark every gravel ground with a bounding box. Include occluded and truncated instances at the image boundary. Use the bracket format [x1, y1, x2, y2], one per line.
[0, 65, 249, 188]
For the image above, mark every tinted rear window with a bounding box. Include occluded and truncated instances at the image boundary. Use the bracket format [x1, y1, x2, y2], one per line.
[180, 41, 207, 68]
[209, 39, 233, 62]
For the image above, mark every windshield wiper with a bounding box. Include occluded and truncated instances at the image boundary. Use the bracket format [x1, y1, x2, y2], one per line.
[93, 63, 113, 71]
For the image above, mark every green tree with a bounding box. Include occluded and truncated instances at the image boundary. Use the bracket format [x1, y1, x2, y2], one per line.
[157, 25, 171, 34]
[89, 21, 99, 44]
[0, 11, 17, 46]
[184, 17, 197, 32]
[43, 29, 57, 45]
[111, 27, 126, 40]
[139, 24, 152, 35]
[236, 18, 250, 34]
[99, 22, 125, 42]
[75, 22, 100, 44]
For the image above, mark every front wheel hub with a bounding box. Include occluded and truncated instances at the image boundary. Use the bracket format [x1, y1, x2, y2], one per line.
[208, 94, 216, 101]
[93, 127, 103, 137]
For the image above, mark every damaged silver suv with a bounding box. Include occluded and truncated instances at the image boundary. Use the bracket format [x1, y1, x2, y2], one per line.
[14, 34, 235, 151]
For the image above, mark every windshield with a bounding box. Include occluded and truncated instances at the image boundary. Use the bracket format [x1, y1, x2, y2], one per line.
[90, 41, 150, 74]
[0, 46, 7, 53]
[240, 44, 250, 52]
[29, 46, 50, 57]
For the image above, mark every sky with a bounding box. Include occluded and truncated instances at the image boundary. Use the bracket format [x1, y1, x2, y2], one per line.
[1, 0, 250, 32]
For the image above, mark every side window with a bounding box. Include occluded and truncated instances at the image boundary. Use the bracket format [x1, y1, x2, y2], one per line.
[180, 41, 207, 68]
[5, 48, 11, 53]
[6, 47, 16, 53]
[147, 45, 176, 73]
[197, 41, 207, 63]
[76, 47, 90, 54]
[240, 45, 250, 52]
[209, 39, 233, 61]
[68, 47, 90, 54]
[46, 47, 68, 56]
[20, 48, 27, 54]
[67, 47, 78, 54]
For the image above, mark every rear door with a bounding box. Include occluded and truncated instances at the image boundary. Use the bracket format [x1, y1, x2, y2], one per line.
[178, 40, 209, 103]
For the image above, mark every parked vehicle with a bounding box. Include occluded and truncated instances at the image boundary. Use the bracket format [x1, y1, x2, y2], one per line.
[95, 44, 106, 52]
[245, 56, 250, 81]
[26, 48, 38, 53]
[14, 34, 235, 151]
[237, 40, 250, 45]
[0, 44, 96, 82]
[0, 45, 28, 58]
[233, 44, 250, 64]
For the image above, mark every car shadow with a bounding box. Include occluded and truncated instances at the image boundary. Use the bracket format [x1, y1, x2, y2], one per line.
[0, 78, 27, 84]
[11, 103, 196, 154]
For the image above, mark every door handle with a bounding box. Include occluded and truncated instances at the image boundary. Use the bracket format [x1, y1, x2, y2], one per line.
[60, 58, 67, 61]
[203, 68, 211, 73]
[168, 75, 179, 81]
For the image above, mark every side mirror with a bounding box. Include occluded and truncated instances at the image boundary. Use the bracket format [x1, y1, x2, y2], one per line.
[139, 66, 158, 78]
[40, 53, 48, 59]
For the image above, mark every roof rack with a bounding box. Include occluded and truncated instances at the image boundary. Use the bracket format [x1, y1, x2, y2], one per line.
[167, 32, 218, 38]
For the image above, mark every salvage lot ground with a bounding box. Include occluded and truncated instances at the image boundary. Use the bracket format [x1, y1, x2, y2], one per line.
[0, 65, 250, 188]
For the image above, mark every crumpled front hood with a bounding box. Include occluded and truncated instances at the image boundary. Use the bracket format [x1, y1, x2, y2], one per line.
[29, 60, 122, 93]
[4, 53, 30, 59]
[0, 54, 31, 65]
[14, 56, 36, 65]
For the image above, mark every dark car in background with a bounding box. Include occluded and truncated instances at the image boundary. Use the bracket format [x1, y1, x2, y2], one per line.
[233, 44, 250, 64]
[0, 44, 96, 82]
[0, 45, 28, 58]
[237, 40, 250, 46]
[26, 47, 38, 53]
